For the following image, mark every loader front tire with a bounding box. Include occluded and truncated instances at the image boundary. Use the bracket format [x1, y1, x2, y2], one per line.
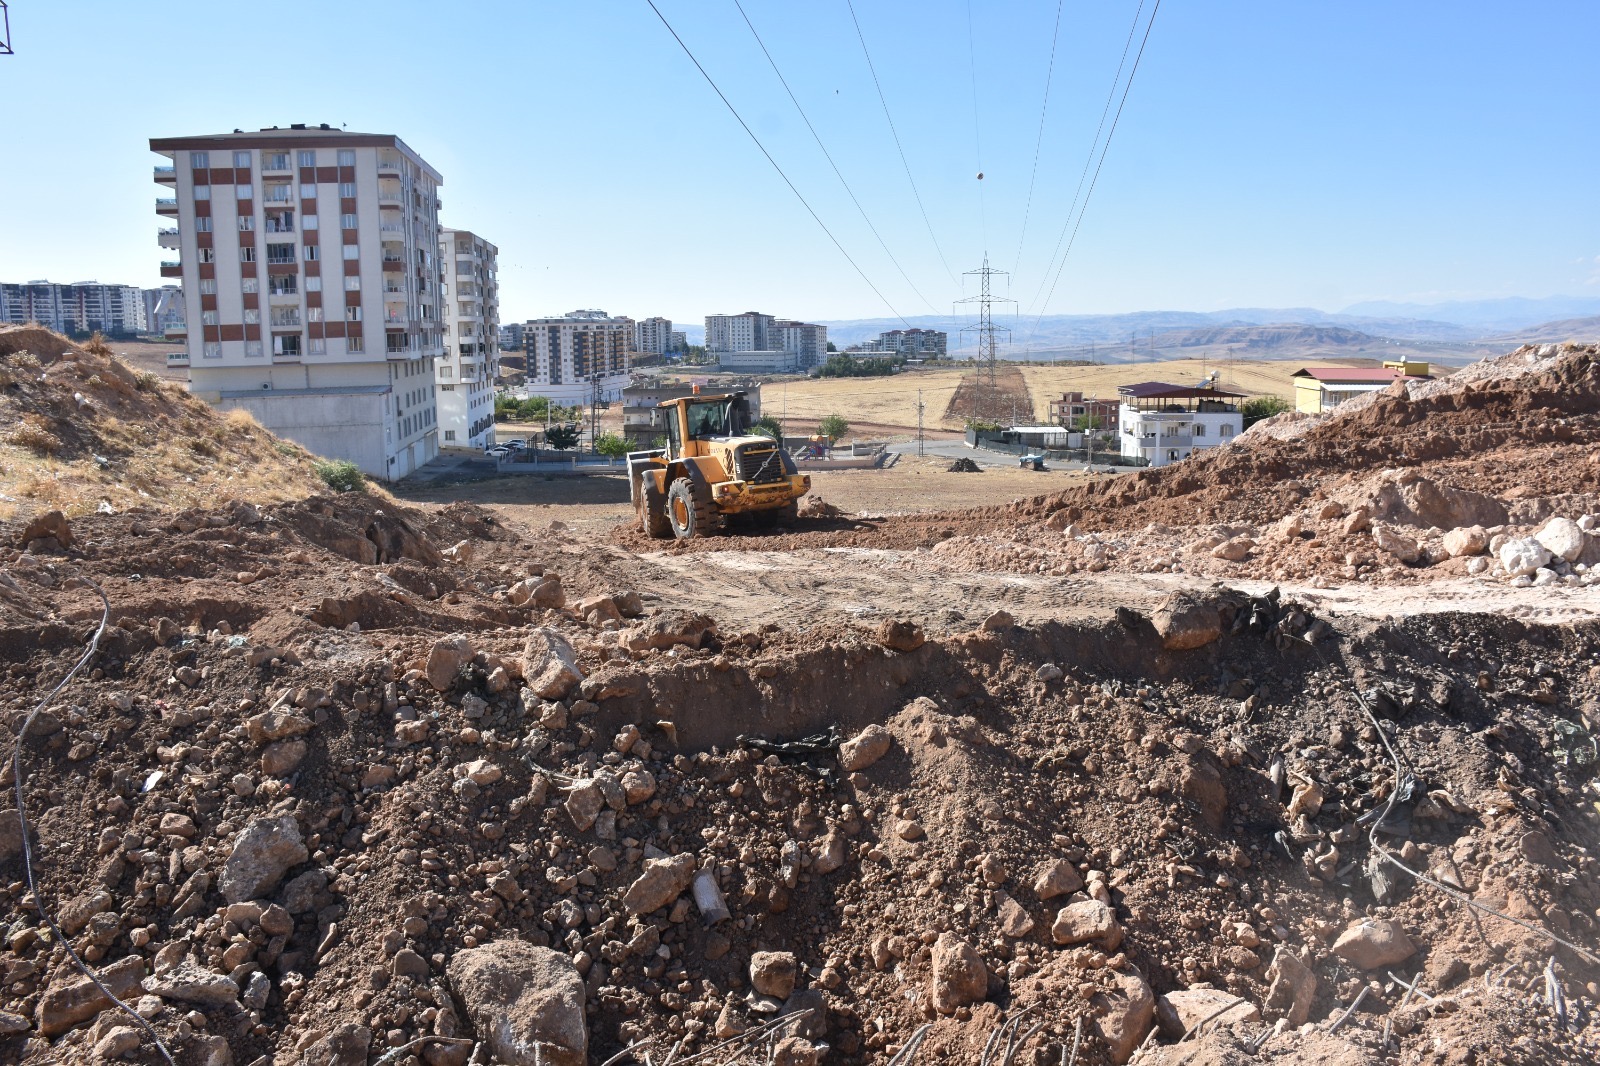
[638, 479, 672, 539]
[666, 478, 721, 540]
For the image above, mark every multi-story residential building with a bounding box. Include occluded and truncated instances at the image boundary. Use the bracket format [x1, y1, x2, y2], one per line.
[498, 323, 525, 351]
[1116, 380, 1244, 468]
[769, 319, 828, 369]
[634, 316, 672, 356]
[668, 330, 687, 353]
[527, 309, 635, 403]
[705, 311, 774, 353]
[150, 126, 445, 479]
[436, 228, 499, 450]
[142, 285, 186, 339]
[1, 280, 147, 335]
[1047, 390, 1119, 430]
[870, 327, 946, 355]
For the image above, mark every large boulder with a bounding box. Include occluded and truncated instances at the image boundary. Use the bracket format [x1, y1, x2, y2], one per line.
[1441, 525, 1489, 557]
[1091, 963, 1155, 1064]
[18, 510, 73, 551]
[620, 610, 716, 652]
[1150, 592, 1222, 651]
[1332, 918, 1416, 970]
[425, 635, 475, 691]
[218, 815, 308, 903]
[928, 934, 987, 1014]
[448, 941, 586, 1066]
[1498, 537, 1552, 577]
[1535, 517, 1585, 562]
[875, 618, 925, 653]
[523, 629, 583, 701]
[1372, 524, 1421, 564]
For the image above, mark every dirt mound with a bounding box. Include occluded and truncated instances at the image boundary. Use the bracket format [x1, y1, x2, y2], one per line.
[947, 458, 983, 473]
[0, 328, 326, 524]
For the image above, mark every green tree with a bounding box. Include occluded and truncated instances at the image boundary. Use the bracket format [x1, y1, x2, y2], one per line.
[826, 341, 837, 352]
[752, 415, 783, 440]
[965, 417, 1002, 433]
[1240, 395, 1292, 428]
[545, 423, 581, 450]
[594, 432, 629, 458]
[818, 413, 849, 442]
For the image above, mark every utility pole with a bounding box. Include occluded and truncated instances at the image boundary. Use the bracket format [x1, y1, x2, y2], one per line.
[955, 258, 1015, 424]
[917, 388, 925, 457]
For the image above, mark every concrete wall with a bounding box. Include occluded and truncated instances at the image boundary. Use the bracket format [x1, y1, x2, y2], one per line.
[215, 391, 390, 478]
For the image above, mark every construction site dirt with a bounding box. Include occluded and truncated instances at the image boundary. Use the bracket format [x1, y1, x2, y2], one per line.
[0, 332, 1598, 1065]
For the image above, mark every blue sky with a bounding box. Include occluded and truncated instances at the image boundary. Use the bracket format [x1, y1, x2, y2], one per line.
[1, 1, 1596, 325]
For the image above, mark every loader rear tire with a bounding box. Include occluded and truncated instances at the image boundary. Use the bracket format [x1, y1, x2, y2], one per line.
[666, 478, 722, 540]
[638, 480, 672, 539]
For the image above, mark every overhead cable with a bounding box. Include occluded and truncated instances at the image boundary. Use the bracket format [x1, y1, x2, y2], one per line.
[730, 0, 945, 318]
[1031, 0, 1162, 333]
[644, 0, 912, 327]
[1011, 0, 1066, 276]
[844, 0, 961, 285]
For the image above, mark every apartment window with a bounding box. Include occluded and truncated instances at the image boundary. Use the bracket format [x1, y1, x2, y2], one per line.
[308, 306, 324, 322]
[347, 332, 365, 353]
[191, 151, 209, 168]
[237, 215, 255, 232]
[194, 216, 213, 232]
[239, 245, 256, 262]
[338, 149, 355, 166]
[268, 275, 297, 295]
[438, 365, 452, 379]
[343, 244, 359, 261]
[241, 277, 259, 293]
[305, 275, 322, 292]
[203, 342, 221, 359]
[198, 279, 217, 295]
[266, 243, 295, 264]
[201, 310, 218, 326]
[345, 306, 363, 322]
[265, 210, 295, 233]
[444, 430, 456, 441]
[265, 153, 290, 171]
[302, 214, 318, 231]
[236, 184, 252, 200]
[303, 244, 319, 261]
[271, 308, 301, 328]
[1193, 424, 1206, 438]
[273, 334, 301, 357]
[299, 183, 317, 199]
[344, 275, 361, 291]
[244, 308, 260, 324]
[198, 247, 216, 264]
[233, 151, 251, 168]
[1221, 425, 1234, 437]
[193, 185, 211, 201]
[309, 337, 326, 354]
[246, 340, 263, 357]
[340, 213, 357, 230]
[298, 150, 316, 167]
[263, 184, 292, 203]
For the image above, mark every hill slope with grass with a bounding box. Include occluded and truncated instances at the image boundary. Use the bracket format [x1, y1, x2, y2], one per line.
[0, 326, 333, 521]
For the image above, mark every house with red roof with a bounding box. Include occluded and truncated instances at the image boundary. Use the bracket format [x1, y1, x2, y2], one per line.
[1291, 361, 1432, 413]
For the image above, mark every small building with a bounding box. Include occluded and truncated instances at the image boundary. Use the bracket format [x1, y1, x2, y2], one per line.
[1047, 391, 1120, 430]
[1117, 381, 1245, 468]
[714, 349, 797, 374]
[1290, 362, 1431, 414]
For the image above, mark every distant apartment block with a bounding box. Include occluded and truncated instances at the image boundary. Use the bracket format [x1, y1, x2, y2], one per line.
[143, 285, 186, 339]
[0, 280, 148, 336]
[668, 330, 687, 353]
[870, 327, 945, 356]
[527, 309, 634, 403]
[151, 126, 445, 479]
[706, 310, 826, 369]
[634, 316, 672, 355]
[437, 228, 499, 449]
[498, 322, 525, 351]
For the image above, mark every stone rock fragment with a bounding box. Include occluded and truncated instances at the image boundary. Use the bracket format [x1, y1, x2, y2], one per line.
[837, 724, 892, 772]
[426, 635, 475, 691]
[1156, 988, 1260, 1038]
[218, 815, 307, 903]
[1150, 592, 1222, 651]
[621, 853, 696, 915]
[145, 962, 241, 1005]
[620, 610, 716, 652]
[1332, 918, 1416, 970]
[1091, 963, 1155, 1064]
[1536, 517, 1585, 562]
[981, 610, 1014, 631]
[875, 618, 925, 652]
[245, 706, 313, 744]
[448, 941, 587, 1066]
[261, 739, 307, 777]
[19, 510, 73, 550]
[1051, 899, 1123, 950]
[523, 629, 583, 701]
[1372, 524, 1421, 564]
[563, 781, 604, 832]
[749, 951, 798, 999]
[1262, 946, 1318, 1026]
[1442, 525, 1488, 557]
[298, 1023, 372, 1066]
[1210, 537, 1254, 562]
[995, 892, 1034, 938]
[1033, 859, 1083, 901]
[929, 934, 987, 1014]
[37, 955, 144, 1036]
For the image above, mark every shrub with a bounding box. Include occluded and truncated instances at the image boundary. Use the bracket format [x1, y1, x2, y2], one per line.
[273, 440, 300, 458]
[312, 459, 366, 493]
[544, 424, 581, 451]
[818, 413, 850, 442]
[593, 432, 629, 458]
[135, 371, 161, 393]
[8, 351, 40, 370]
[1241, 395, 1292, 428]
[82, 333, 112, 357]
[753, 416, 783, 440]
[817, 354, 898, 378]
[7, 414, 61, 455]
[224, 408, 259, 431]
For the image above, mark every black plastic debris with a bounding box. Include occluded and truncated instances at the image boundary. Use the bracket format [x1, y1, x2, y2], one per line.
[738, 726, 843, 780]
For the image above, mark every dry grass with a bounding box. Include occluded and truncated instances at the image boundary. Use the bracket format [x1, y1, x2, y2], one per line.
[7, 414, 62, 456]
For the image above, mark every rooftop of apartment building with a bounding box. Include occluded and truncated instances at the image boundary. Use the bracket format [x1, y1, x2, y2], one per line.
[150, 125, 441, 181]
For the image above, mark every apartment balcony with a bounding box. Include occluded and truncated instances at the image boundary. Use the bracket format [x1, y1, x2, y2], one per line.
[155, 198, 178, 216]
[381, 257, 406, 273]
[378, 155, 403, 174]
[164, 324, 188, 340]
[157, 227, 180, 249]
[154, 165, 176, 185]
[261, 157, 293, 174]
[166, 350, 190, 366]
[160, 260, 183, 278]
[379, 223, 407, 237]
[383, 310, 408, 326]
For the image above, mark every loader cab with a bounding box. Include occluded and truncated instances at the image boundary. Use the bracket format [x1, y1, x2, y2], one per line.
[660, 393, 754, 459]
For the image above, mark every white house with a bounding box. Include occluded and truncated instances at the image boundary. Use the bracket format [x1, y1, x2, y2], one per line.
[1117, 381, 1245, 468]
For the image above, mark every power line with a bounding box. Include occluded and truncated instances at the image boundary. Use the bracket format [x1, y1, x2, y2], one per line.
[730, 0, 944, 318]
[1026, 0, 1147, 320]
[845, 0, 960, 285]
[1011, 0, 1066, 276]
[1032, 0, 1163, 332]
[643, 0, 911, 327]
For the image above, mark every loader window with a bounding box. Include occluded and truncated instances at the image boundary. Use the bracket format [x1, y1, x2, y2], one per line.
[685, 400, 732, 439]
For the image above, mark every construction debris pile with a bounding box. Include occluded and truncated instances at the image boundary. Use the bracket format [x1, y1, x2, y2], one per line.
[0, 334, 1596, 1065]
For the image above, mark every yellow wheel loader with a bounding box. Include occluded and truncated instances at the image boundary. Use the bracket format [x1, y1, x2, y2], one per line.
[627, 392, 810, 539]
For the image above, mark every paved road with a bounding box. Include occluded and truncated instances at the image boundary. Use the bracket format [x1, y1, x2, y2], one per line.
[884, 439, 1129, 475]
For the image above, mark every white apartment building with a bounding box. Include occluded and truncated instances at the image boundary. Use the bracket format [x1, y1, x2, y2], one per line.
[151, 126, 445, 479]
[706, 311, 826, 369]
[705, 311, 774, 353]
[527, 310, 634, 404]
[437, 228, 499, 450]
[1, 280, 148, 335]
[634, 316, 672, 356]
[769, 319, 828, 369]
[142, 285, 186, 339]
[1116, 381, 1244, 468]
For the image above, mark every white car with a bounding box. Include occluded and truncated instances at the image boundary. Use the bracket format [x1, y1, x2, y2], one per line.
[484, 446, 511, 459]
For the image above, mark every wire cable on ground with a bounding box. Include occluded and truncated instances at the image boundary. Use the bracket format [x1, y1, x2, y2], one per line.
[845, 0, 960, 285]
[644, 0, 912, 328]
[1011, 0, 1066, 277]
[1029, 0, 1162, 335]
[11, 575, 177, 1065]
[731, 0, 945, 318]
[1024, 0, 1149, 324]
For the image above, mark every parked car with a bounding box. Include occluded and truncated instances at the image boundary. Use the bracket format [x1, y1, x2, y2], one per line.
[484, 446, 510, 459]
[505, 439, 527, 451]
